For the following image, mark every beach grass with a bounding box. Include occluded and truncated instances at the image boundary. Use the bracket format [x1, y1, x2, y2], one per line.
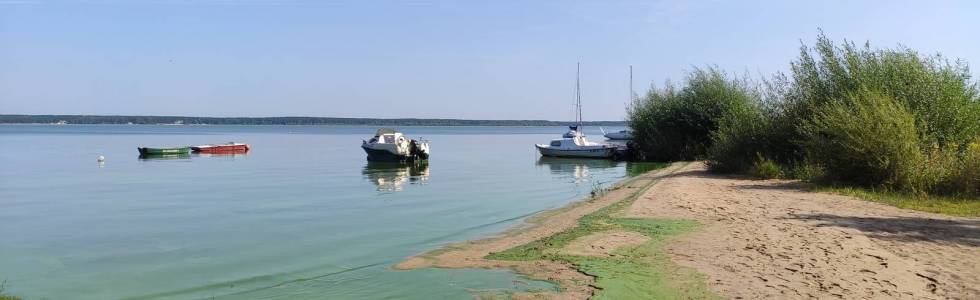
[817, 186, 980, 217]
[486, 166, 718, 299]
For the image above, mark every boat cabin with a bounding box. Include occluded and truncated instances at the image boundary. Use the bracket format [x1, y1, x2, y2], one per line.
[369, 128, 407, 145]
[547, 136, 594, 148]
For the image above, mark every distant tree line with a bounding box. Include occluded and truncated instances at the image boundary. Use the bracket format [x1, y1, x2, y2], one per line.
[0, 114, 626, 127]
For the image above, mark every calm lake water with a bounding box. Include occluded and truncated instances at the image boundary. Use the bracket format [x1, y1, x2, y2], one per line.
[0, 125, 645, 300]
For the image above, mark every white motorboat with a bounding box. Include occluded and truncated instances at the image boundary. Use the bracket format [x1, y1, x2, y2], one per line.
[361, 128, 430, 162]
[536, 63, 618, 159]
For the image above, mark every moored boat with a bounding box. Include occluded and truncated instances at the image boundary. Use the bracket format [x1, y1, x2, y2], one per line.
[138, 146, 191, 156]
[603, 129, 633, 140]
[191, 142, 250, 153]
[361, 128, 430, 162]
[603, 66, 636, 141]
[536, 63, 618, 159]
[536, 130, 617, 158]
[138, 153, 191, 160]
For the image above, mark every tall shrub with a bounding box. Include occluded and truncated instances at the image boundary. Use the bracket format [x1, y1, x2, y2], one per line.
[932, 141, 980, 196]
[705, 104, 768, 173]
[782, 32, 980, 155]
[800, 89, 925, 191]
[629, 67, 758, 161]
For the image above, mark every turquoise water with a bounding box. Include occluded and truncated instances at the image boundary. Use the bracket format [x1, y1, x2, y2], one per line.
[0, 125, 637, 299]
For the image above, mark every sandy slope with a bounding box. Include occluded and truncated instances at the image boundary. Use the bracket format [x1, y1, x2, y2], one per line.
[629, 162, 980, 299]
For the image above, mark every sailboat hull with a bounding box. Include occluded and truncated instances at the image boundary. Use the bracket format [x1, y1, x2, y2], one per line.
[535, 145, 615, 158]
[603, 132, 632, 140]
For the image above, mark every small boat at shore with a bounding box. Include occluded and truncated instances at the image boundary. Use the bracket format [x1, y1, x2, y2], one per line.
[191, 142, 250, 153]
[603, 67, 636, 141]
[361, 128, 430, 162]
[537, 130, 618, 158]
[603, 129, 633, 140]
[536, 63, 618, 159]
[138, 146, 190, 156]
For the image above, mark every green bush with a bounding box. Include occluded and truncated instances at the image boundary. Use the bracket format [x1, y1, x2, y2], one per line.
[933, 141, 980, 197]
[783, 32, 980, 196]
[800, 89, 925, 191]
[780, 159, 822, 180]
[632, 31, 980, 201]
[780, 31, 980, 155]
[956, 143, 980, 196]
[747, 153, 782, 179]
[706, 106, 769, 173]
[629, 67, 758, 161]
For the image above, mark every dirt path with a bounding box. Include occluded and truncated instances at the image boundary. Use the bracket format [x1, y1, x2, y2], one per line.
[629, 162, 980, 299]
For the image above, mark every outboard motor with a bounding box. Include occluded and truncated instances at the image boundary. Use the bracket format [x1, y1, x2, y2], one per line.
[409, 140, 430, 160]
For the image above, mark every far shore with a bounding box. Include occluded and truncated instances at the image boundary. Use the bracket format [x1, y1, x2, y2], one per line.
[0, 114, 626, 127]
[396, 162, 980, 299]
[0, 123, 623, 127]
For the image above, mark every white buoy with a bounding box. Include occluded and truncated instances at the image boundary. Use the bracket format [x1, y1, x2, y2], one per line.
[97, 155, 105, 163]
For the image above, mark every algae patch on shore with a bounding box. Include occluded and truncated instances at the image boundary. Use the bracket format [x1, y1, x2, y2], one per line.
[486, 165, 719, 299]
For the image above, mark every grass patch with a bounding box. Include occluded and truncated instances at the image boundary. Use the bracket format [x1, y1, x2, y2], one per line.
[817, 186, 980, 217]
[486, 165, 718, 299]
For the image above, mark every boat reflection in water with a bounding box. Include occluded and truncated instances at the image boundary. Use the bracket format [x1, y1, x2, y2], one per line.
[362, 161, 430, 192]
[138, 153, 191, 160]
[535, 156, 619, 183]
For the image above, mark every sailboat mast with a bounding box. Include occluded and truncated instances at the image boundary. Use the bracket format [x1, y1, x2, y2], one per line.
[576, 62, 582, 127]
[629, 65, 633, 102]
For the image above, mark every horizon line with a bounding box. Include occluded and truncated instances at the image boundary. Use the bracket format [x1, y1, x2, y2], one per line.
[0, 114, 627, 124]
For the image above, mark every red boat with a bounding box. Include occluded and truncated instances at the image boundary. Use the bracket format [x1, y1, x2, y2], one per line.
[191, 142, 250, 153]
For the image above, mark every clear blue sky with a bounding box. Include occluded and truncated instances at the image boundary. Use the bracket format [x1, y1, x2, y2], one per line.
[2, 0, 978, 121]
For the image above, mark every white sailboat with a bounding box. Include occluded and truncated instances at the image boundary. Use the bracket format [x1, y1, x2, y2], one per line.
[604, 65, 633, 140]
[536, 63, 618, 158]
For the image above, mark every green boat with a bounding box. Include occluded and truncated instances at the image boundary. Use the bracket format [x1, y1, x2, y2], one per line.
[138, 153, 191, 160]
[138, 146, 191, 156]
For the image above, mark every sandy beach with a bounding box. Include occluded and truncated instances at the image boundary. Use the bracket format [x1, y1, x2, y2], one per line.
[396, 162, 980, 299]
[633, 163, 980, 299]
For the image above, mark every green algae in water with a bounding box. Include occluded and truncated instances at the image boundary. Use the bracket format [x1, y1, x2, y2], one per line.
[196, 268, 556, 300]
[487, 166, 720, 299]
